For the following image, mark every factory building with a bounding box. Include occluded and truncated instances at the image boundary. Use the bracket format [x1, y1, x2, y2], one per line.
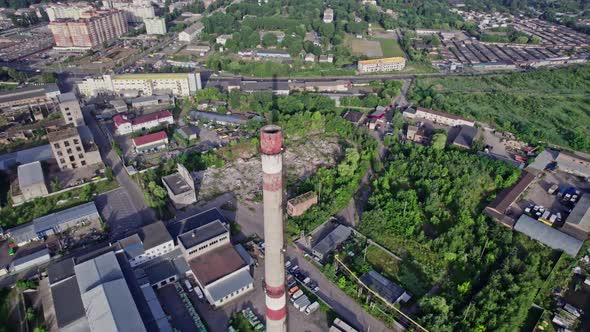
[117, 221, 175, 268]
[176, 209, 254, 308]
[403, 106, 476, 127]
[47, 125, 102, 170]
[144, 17, 166, 35]
[77, 73, 202, 97]
[162, 164, 197, 208]
[6, 202, 100, 246]
[58, 92, 85, 127]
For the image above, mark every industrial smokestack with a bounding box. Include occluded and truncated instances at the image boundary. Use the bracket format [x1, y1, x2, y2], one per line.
[261, 125, 287, 332]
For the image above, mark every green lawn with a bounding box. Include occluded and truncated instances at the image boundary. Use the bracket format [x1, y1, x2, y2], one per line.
[375, 38, 405, 57]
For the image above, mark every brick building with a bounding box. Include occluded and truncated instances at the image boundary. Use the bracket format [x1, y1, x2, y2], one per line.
[47, 125, 102, 170]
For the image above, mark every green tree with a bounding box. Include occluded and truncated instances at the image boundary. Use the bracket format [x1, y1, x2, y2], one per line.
[431, 133, 447, 150]
[261, 33, 278, 47]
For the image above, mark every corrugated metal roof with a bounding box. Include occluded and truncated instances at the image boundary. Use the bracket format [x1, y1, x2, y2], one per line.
[10, 248, 50, 271]
[17, 161, 45, 188]
[0, 144, 53, 171]
[514, 214, 583, 257]
[34, 202, 99, 234]
[207, 268, 253, 302]
[565, 194, 590, 233]
[312, 224, 352, 257]
[359, 270, 405, 305]
[75, 251, 146, 332]
[82, 279, 146, 332]
[132, 131, 168, 147]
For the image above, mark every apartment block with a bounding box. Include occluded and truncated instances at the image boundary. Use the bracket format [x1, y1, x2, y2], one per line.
[77, 73, 202, 97]
[357, 57, 407, 73]
[109, 1, 155, 23]
[58, 92, 84, 127]
[46, 3, 93, 21]
[49, 9, 128, 50]
[144, 17, 166, 35]
[47, 125, 102, 170]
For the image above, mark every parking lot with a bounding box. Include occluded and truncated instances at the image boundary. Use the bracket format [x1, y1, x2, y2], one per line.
[95, 187, 143, 241]
[157, 284, 200, 332]
[188, 262, 330, 332]
[515, 171, 590, 224]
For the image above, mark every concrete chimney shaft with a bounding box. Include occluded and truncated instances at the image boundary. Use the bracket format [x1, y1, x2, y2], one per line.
[261, 125, 287, 332]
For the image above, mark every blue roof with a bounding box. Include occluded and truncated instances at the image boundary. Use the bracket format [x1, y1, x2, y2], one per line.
[0, 144, 53, 170]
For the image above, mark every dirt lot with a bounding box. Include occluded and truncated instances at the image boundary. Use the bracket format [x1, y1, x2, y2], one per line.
[194, 136, 341, 201]
[513, 171, 590, 222]
[351, 39, 383, 58]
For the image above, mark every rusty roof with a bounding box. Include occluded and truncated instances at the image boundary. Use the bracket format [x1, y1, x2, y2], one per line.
[487, 171, 536, 214]
[188, 245, 246, 285]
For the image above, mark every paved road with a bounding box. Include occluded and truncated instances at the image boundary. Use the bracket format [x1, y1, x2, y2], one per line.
[82, 109, 155, 223]
[286, 247, 399, 332]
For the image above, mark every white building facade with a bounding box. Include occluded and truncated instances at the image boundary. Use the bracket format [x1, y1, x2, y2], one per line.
[77, 73, 202, 97]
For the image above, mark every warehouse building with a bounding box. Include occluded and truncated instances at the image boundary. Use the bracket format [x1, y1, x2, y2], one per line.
[359, 270, 411, 305]
[9, 248, 51, 273]
[484, 171, 536, 226]
[514, 214, 583, 256]
[47, 251, 147, 332]
[16, 161, 48, 203]
[312, 224, 352, 261]
[162, 164, 197, 208]
[6, 202, 100, 246]
[561, 194, 590, 241]
[0, 84, 60, 113]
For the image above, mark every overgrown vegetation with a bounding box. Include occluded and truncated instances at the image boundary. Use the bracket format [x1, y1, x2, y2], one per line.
[0, 179, 118, 229]
[359, 140, 560, 331]
[410, 65, 590, 151]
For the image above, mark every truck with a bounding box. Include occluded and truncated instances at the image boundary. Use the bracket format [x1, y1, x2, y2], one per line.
[290, 290, 304, 302]
[184, 279, 193, 292]
[194, 286, 204, 300]
[305, 301, 320, 315]
[332, 318, 359, 332]
[297, 297, 311, 312]
[293, 295, 309, 310]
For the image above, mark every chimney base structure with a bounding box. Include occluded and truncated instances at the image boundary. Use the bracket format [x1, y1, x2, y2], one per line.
[261, 125, 287, 332]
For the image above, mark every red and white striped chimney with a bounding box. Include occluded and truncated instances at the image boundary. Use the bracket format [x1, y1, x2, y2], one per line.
[261, 125, 287, 332]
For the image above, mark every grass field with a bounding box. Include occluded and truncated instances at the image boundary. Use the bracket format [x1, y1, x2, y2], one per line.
[375, 38, 405, 57]
[410, 65, 590, 151]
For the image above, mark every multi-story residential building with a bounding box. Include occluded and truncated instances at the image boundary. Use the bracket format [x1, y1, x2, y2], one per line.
[117, 221, 175, 267]
[323, 8, 334, 23]
[178, 22, 203, 42]
[46, 2, 94, 21]
[76, 73, 202, 97]
[58, 92, 84, 127]
[144, 17, 166, 35]
[47, 125, 102, 170]
[49, 9, 128, 50]
[162, 164, 197, 208]
[357, 57, 407, 73]
[109, 1, 155, 23]
[113, 110, 174, 135]
[403, 106, 475, 127]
